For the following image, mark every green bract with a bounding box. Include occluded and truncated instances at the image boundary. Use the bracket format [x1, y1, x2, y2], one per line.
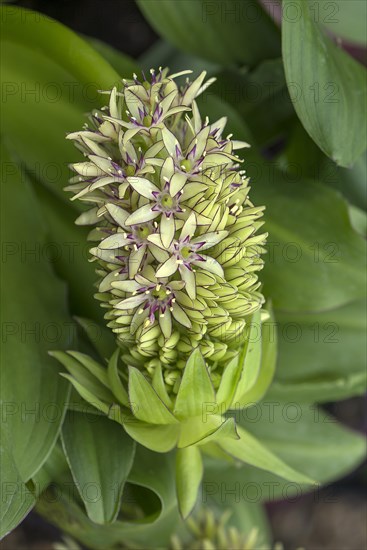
[67, 68, 267, 390]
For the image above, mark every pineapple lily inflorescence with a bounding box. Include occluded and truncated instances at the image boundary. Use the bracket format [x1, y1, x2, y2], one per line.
[67, 68, 267, 392]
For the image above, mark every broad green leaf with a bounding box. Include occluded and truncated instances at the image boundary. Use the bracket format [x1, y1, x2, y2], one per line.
[252, 166, 367, 311]
[210, 59, 295, 146]
[36, 447, 181, 549]
[1, 142, 71, 481]
[207, 402, 366, 501]
[0, 6, 120, 90]
[268, 372, 366, 403]
[349, 205, 367, 237]
[275, 300, 366, 382]
[0, 7, 129, 203]
[0, 428, 35, 538]
[75, 317, 117, 361]
[61, 412, 135, 524]
[31, 183, 103, 322]
[269, 300, 367, 402]
[232, 311, 262, 403]
[315, 0, 367, 46]
[218, 425, 314, 485]
[282, 0, 367, 167]
[197, 91, 367, 311]
[140, 39, 220, 76]
[128, 368, 178, 425]
[174, 349, 216, 419]
[176, 446, 203, 518]
[137, 0, 280, 66]
[283, 122, 367, 210]
[87, 37, 139, 77]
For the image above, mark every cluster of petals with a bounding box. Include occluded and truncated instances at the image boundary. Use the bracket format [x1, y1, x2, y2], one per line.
[67, 68, 267, 389]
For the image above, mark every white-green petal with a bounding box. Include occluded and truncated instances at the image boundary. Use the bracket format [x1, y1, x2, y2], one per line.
[129, 245, 146, 278]
[156, 256, 179, 278]
[193, 256, 224, 277]
[169, 172, 187, 197]
[181, 211, 197, 241]
[99, 233, 129, 250]
[161, 156, 175, 182]
[160, 215, 175, 249]
[180, 266, 196, 300]
[125, 87, 145, 120]
[162, 127, 181, 158]
[71, 162, 104, 177]
[112, 280, 141, 293]
[127, 176, 160, 199]
[125, 204, 159, 226]
[115, 294, 146, 310]
[105, 204, 130, 227]
[181, 71, 207, 105]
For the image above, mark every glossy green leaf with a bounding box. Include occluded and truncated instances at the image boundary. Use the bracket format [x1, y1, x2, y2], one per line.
[252, 166, 367, 311]
[75, 317, 116, 361]
[268, 372, 366, 403]
[232, 311, 262, 403]
[87, 37, 139, 76]
[236, 304, 277, 407]
[275, 300, 366, 380]
[315, 0, 367, 46]
[210, 59, 295, 146]
[219, 425, 314, 485]
[0, 428, 35, 538]
[31, 183, 103, 322]
[270, 300, 367, 402]
[0, 7, 131, 203]
[207, 402, 366, 500]
[282, 0, 367, 167]
[176, 446, 203, 518]
[61, 411, 135, 524]
[36, 447, 180, 549]
[198, 92, 366, 311]
[174, 349, 216, 419]
[283, 122, 367, 210]
[1, 141, 71, 481]
[128, 368, 178, 425]
[137, 0, 280, 66]
[0, 6, 120, 90]
[140, 39, 220, 77]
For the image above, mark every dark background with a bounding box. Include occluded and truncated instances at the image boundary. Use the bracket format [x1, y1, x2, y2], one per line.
[1, 1, 366, 549]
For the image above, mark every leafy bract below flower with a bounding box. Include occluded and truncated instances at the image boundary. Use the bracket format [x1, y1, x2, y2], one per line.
[67, 68, 267, 391]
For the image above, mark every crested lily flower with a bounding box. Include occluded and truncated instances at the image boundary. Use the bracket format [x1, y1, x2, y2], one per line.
[67, 68, 267, 389]
[56, 77, 315, 519]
